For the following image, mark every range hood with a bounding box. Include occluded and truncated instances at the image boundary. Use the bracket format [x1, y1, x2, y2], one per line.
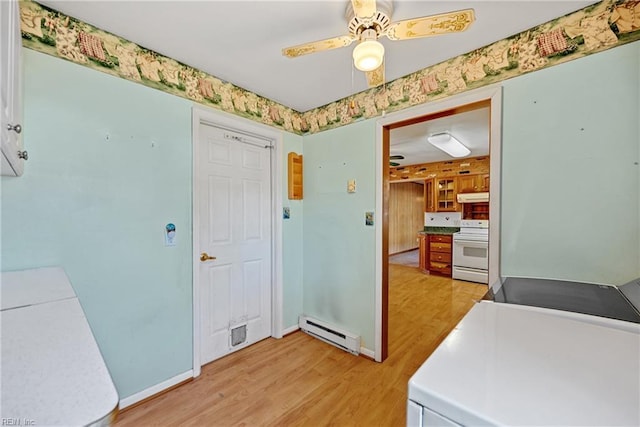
[457, 192, 489, 203]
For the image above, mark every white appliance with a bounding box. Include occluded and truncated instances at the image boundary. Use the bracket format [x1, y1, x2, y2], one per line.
[407, 300, 640, 426]
[456, 192, 489, 203]
[452, 220, 488, 284]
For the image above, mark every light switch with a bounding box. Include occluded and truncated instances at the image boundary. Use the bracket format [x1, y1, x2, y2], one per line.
[365, 211, 374, 226]
[347, 179, 356, 193]
[165, 223, 176, 246]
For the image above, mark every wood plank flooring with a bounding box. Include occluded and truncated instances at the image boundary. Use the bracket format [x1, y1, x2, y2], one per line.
[115, 265, 487, 426]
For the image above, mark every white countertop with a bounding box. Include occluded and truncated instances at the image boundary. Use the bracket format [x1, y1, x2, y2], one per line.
[1, 266, 77, 310]
[1, 267, 119, 425]
[408, 301, 640, 426]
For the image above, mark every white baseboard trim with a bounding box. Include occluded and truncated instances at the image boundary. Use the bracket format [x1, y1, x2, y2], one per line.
[281, 325, 299, 337]
[360, 347, 375, 359]
[119, 370, 194, 409]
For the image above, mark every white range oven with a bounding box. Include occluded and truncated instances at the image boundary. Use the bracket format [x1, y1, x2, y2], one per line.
[452, 220, 488, 284]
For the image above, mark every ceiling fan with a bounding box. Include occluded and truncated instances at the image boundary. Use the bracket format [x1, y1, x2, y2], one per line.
[282, 0, 475, 88]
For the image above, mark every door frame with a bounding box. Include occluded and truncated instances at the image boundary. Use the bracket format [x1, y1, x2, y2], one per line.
[374, 86, 503, 362]
[191, 106, 284, 377]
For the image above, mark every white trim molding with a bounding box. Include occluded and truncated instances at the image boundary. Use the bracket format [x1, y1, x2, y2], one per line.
[360, 347, 375, 359]
[281, 325, 300, 336]
[374, 85, 503, 362]
[191, 105, 284, 377]
[119, 370, 194, 410]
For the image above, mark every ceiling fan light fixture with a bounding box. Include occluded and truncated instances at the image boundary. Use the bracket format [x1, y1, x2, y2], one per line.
[427, 132, 471, 158]
[352, 39, 384, 72]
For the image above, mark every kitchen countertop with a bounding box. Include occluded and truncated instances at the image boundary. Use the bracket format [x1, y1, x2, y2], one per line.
[1, 267, 119, 426]
[419, 226, 460, 235]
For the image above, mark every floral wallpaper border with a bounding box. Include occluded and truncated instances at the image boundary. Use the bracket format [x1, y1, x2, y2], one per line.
[20, 0, 640, 136]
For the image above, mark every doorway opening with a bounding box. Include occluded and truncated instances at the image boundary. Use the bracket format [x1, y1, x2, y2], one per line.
[375, 87, 502, 362]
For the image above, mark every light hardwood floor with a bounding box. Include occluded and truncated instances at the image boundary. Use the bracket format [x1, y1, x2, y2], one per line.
[115, 265, 487, 426]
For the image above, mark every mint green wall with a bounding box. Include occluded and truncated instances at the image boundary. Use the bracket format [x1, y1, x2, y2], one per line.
[501, 41, 640, 284]
[302, 120, 377, 349]
[297, 42, 639, 354]
[1, 50, 306, 399]
[1, 50, 193, 398]
[282, 133, 304, 329]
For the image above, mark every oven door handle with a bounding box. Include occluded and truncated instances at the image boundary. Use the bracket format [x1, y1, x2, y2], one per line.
[454, 240, 488, 248]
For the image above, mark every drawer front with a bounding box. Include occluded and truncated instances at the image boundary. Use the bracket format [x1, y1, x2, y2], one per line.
[430, 252, 452, 263]
[429, 235, 452, 244]
[429, 262, 452, 276]
[430, 242, 451, 252]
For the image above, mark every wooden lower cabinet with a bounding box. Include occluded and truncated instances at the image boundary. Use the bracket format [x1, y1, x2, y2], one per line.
[419, 234, 428, 272]
[419, 233, 453, 277]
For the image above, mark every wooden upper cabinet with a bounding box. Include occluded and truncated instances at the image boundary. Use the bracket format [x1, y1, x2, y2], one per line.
[479, 174, 490, 192]
[457, 175, 476, 193]
[424, 179, 434, 212]
[435, 178, 456, 212]
[457, 174, 490, 193]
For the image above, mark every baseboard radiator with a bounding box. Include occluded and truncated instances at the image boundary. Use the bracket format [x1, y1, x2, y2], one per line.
[298, 315, 360, 355]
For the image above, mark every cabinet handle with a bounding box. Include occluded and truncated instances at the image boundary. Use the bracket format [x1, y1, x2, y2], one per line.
[7, 124, 22, 134]
[18, 151, 28, 160]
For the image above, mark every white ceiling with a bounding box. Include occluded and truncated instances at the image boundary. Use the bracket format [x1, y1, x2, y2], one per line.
[39, 0, 595, 112]
[390, 106, 489, 165]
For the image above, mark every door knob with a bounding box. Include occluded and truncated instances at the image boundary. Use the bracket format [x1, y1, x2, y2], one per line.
[200, 252, 216, 262]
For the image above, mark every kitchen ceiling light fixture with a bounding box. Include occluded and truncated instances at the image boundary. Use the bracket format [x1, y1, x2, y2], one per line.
[427, 132, 471, 158]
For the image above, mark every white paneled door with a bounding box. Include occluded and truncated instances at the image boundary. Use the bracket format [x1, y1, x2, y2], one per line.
[198, 123, 272, 365]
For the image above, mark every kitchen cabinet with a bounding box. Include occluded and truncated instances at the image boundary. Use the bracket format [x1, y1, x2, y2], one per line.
[457, 174, 489, 193]
[429, 234, 452, 276]
[435, 178, 456, 211]
[418, 234, 428, 272]
[419, 233, 453, 277]
[423, 179, 434, 212]
[1, 0, 26, 176]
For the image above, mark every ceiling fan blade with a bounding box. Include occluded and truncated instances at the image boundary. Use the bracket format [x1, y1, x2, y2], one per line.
[351, 0, 377, 19]
[282, 35, 355, 58]
[390, 155, 405, 160]
[365, 61, 385, 88]
[385, 9, 475, 41]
